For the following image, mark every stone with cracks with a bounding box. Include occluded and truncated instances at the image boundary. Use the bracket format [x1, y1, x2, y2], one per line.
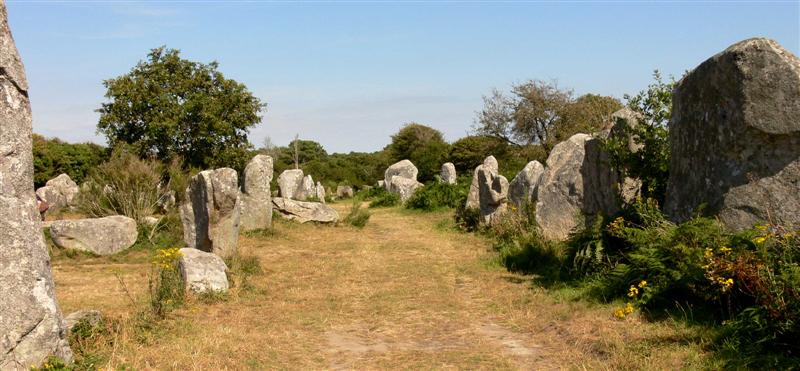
[35, 174, 79, 212]
[49, 216, 138, 256]
[272, 197, 339, 223]
[383, 159, 419, 191]
[277, 169, 304, 199]
[240, 155, 273, 232]
[389, 176, 423, 202]
[0, 3, 73, 367]
[440, 162, 457, 184]
[296, 174, 315, 201]
[466, 156, 498, 209]
[477, 167, 509, 224]
[180, 168, 241, 258]
[665, 38, 800, 231]
[508, 160, 544, 208]
[535, 134, 622, 241]
[178, 248, 229, 294]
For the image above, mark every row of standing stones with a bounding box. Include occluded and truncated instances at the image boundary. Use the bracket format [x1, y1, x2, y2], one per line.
[0, 1, 797, 364]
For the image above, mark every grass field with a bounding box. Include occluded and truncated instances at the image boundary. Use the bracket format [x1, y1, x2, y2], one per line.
[52, 204, 712, 370]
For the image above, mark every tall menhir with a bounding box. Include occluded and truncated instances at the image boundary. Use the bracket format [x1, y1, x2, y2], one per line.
[0, 2, 73, 369]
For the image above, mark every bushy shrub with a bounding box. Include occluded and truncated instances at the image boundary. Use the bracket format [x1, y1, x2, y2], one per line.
[344, 200, 371, 228]
[149, 247, 185, 317]
[454, 198, 481, 232]
[367, 187, 400, 208]
[405, 181, 466, 211]
[77, 147, 170, 223]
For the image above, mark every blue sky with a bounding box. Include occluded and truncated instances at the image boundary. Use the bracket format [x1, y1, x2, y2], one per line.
[7, 1, 799, 153]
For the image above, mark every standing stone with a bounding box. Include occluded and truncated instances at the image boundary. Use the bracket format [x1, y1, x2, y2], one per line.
[466, 156, 498, 209]
[477, 167, 509, 224]
[178, 248, 229, 294]
[296, 174, 315, 201]
[239, 155, 273, 232]
[0, 4, 73, 367]
[535, 134, 622, 241]
[315, 181, 326, 204]
[440, 162, 457, 184]
[508, 160, 544, 208]
[182, 168, 241, 258]
[383, 159, 419, 191]
[49, 216, 138, 256]
[277, 169, 304, 199]
[336, 185, 354, 199]
[389, 176, 423, 202]
[665, 38, 800, 231]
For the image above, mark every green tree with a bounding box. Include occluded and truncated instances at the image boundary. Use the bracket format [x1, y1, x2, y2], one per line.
[97, 46, 265, 171]
[604, 71, 676, 205]
[32, 134, 108, 188]
[276, 139, 328, 168]
[385, 123, 451, 182]
[553, 94, 622, 144]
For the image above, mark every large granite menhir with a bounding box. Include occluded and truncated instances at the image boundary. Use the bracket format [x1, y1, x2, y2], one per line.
[665, 38, 800, 231]
[239, 155, 273, 232]
[180, 168, 241, 258]
[0, 3, 73, 368]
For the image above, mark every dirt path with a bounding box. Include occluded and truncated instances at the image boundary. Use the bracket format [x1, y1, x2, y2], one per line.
[53, 206, 707, 370]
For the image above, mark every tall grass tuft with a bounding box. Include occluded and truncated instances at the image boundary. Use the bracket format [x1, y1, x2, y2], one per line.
[344, 200, 371, 228]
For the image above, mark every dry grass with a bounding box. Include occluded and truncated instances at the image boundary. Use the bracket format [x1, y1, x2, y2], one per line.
[52, 205, 710, 370]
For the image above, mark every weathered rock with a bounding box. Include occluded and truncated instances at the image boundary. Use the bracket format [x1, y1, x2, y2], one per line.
[272, 197, 339, 223]
[336, 185, 354, 199]
[0, 4, 73, 366]
[508, 161, 544, 208]
[277, 169, 304, 199]
[665, 38, 800, 231]
[49, 216, 138, 255]
[440, 162, 457, 184]
[141, 216, 160, 227]
[466, 156, 498, 209]
[478, 167, 509, 224]
[239, 155, 273, 232]
[63, 310, 103, 333]
[377, 180, 385, 188]
[178, 248, 229, 294]
[296, 174, 315, 201]
[181, 168, 241, 258]
[315, 181, 326, 204]
[535, 134, 622, 241]
[156, 190, 176, 212]
[36, 174, 79, 213]
[384, 159, 419, 191]
[389, 176, 423, 202]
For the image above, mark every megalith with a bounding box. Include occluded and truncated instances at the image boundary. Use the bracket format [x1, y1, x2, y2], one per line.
[508, 160, 544, 209]
[180, 168, 241, 257]
[239, 155, 273, 232]
[440, 162, 457, 184]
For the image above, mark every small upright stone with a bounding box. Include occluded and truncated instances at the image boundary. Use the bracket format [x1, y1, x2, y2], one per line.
[178, 248, 229, 294]
[315, 181, 326, 204]
[477, 167, 509, 224]
[440, 162, 457, 184]
[239, 155, 273, 232]
[35, 173, 79, 213]
[181, 168, 241, 258]
[384, 159, 419, 191]
[336, 185, 354, 199]
[466, 156, 498, 209]
[296, 174, 315, 201]
[277, 169, 304, 199]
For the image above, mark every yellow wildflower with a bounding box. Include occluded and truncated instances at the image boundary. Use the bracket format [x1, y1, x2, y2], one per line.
[753, 236, 767, 244]
[704, 248, 714, 259]
[628, 286, 639, 298]
[614, 307, 627, 319]
[719, 246, 732, 253]
[638, 280, 648, 288]
[624, 302, 635, 314]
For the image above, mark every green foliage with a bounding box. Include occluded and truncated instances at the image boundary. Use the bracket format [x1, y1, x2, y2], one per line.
[405, 179, 468, 212]
[149, 248, 185, 318]
[604, 71, 675, 204]
[344, 200, 371, 228]
[553, 94, 623, 144]
[97, 46, 264, 171]
[368, 187, 400, 208]
[32, 134, 108, 188]
[77, 146, 169, 224]
[386, 123, 451, 182]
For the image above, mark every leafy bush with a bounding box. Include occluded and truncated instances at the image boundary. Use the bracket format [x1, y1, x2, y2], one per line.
[149, 247, 185, 318]
[344, 200, 370, 228]
[454, 198, 481, 232]
[32, 134, 108, 188]
[77, 147, 170, 223]
[368, 187, 400, 208]
[405, 181, 467, 211]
